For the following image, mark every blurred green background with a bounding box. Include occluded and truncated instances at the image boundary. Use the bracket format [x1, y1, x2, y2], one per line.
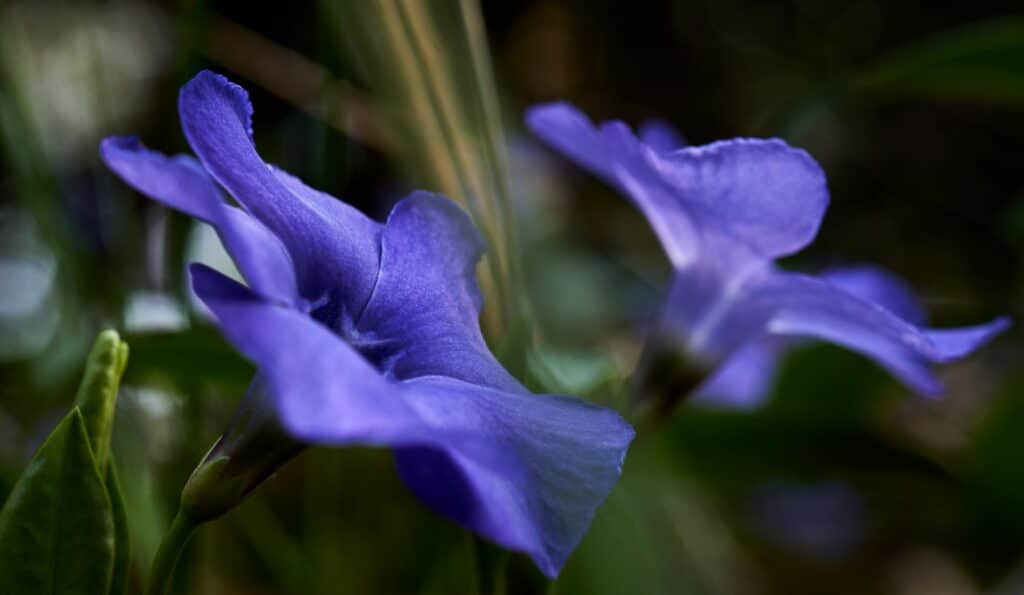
[1, 1, 1023, 594]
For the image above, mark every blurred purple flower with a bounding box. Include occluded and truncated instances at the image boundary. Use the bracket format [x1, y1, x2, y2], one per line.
[748, 480, 867, 559]
[101, 71, 634, 577]
[526, 103, 1009, 403]
[694, 265, 932, 408]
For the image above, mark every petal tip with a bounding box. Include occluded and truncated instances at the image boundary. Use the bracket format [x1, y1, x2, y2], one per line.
[99, 134, 140, 153]
[99, 135, 146, 168]
[991, 315, 1013, 334]
[968, 314, 1012, 348]
[187, 261, 218, 289]
[188, 263, 254, 305]
[525, 101, 587, 132]
[180, 69, 255, 142]
[928, 315, 1012, 362]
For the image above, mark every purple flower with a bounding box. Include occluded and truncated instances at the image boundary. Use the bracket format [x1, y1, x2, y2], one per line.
[747, 480, 867, 559]
[694, 265, 935, 409]
[526, 103, 1009, 405]
[101, 72, 634, 577]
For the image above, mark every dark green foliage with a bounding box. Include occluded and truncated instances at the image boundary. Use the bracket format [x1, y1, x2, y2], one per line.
[0, 409, 115, 594]
[0, 331, 131, 594]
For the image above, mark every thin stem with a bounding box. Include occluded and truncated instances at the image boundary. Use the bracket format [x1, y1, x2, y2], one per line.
[627, 338, 708, 430]
[144, 512, 199, 595]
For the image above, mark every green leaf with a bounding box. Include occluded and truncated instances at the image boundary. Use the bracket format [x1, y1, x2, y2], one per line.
[775, 17, 1024, 138]
[74, 330, 132, 595]
[73, 329, 129, 474]
[0, 408, 116, 594]
[853, 17, 1024, 105]
[106, 462, 131, 595]
[526, 347, 619, 398]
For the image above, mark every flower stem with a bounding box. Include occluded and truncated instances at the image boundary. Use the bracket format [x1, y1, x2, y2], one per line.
[144, 512, 199, 595]
[629, 338, 708, 427]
